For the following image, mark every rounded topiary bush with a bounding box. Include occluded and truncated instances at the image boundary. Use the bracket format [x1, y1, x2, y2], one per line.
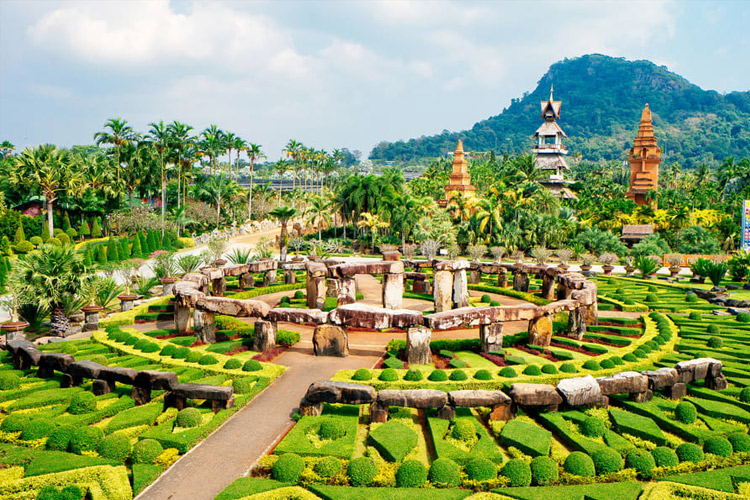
[224, 358, 242, 370]
[352, 368, 372, 381]
[348, 457, 378, 486]
[560, 363, 577, 373]
[46, 424, 76, 451]
[541, 364, 558, 374]
[176, 408, 203, 428]
[675, 401, 697, 424]
[737, 313, 750, 323]
[676, 443, 704, 463]
[404, 369, 423, 381]
[428, 369, 448, 382]
[704, 436, 733, 457]
[29, 236, 43, 247]
[592, 447, 624, 475]
[647, 285, 658, 293]
[97, 433, 131, 462]
[294, 290, 305, 300]
[451, 419, 476, 442]
[739, 387, 750, 403]
[645, 293, 659, 303]
[465, 457, 497, 481]
[449, 369, 467, 381]
[707, 324, 720, 333]
[685, 293, 698, 303]
[242, 360, 262, 372]
[172, 346, 190, 359]
[622, 353, 638, 362]
[480, 294, 492, 303]
[134, 339, 150, 351]
[707, 337, 723, 348]
[490, 300, 501, 307]
[651, 446, 679, 468]
[625, 449, 655, 478]
[233, 377, 255, 394]
[530, 456, 558, 486]
[396, 460, 427, 487]
[580, 417, 607, 438]
[610, 356, 624, 366]
[314, 456, 342, 478]
[564, 452, 595, 477]
[61, 343, 77, 354]
[36, 486, 59, 500]
[600, 359, 615, 369]
[582, 360, 601, 371]
[272, 453, 306, 483]
[60, 486, 83, 500]
[499, 367, 517, 378]
[318, 419, 346, 440]
[689, 312, 702, 321]
[186, 351, 203, 363]
[727, 432, 750, 453]
[640, 344, 653, 354]
[68, 392, 97, 415]
[0, 372, 20, 391]
[160, 344, 177, 357]
[501, 458, 532, 487]
[70, 426, 104, 454]
[20, 419, 56, 440]
[522, 365, 541, 376]
[132, 439, 163, 464]
[428, 458, 460, 487]
[379, 368, 399, 381]
[198, 354, 218, 366]
[88, 354, 108, 366]
[474, 369, 493, 380]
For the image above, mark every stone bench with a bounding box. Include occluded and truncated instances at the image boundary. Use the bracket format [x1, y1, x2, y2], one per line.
[675, 357, 726, 390]
[556, 375, 604, 407]
[267, 308, 329, 325]
[68, 360, 105, 386]
[37, 352, 75, 378]
[165, 383, 234, 413]
[643, 367, 685, 400]
[372, 389, 448, 423]
[132, 370, 178, 405]
[444, 390, 512, 421]
[300, 381, 376, 416]
[596, 371, 650, 402]
[328, 303, 424, 330]
[6, 340, 39, 369]
[94, 366, 139, 395]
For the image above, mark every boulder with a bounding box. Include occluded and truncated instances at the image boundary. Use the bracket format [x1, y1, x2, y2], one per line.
[509, 383, 563, 409]
[596, 371, 649, 396]
[193, 310, 216, 344]
[201, 267, 224, 281]
[382, 273, 404, 310]
[452, 269, 469, 308]
[528, 315, 553, 348]
[328, 261, 404, 278]
[37, 352, 75, 378]
[306, 276, 327, 309]
[195, 297, 270, 317]
[675, 358, 722, 383]
[17, 344, 43, 369]
[248, 260, 278, 273]
[5, 338, 35, 356]
[253, 320, 276, 352]
[304, 381, 377, 405]
[370, 401, 389, 423]
[382, 251, 401, 261]
[556, 375, 603, 407]
[171, 383, 234, 400]
[263, 269, 277, 286]
[328, 303, 423, 330]
[223, 264, 251, 277]
[512, 271, 530, 292]
[305, 261, 328, 278]
[69, 360, 104, 385]
[643, 367, 679, 390]
[377, 389, 447, 409]
[312, 325, 349, 357]
[706, 373, 728, 390]
[406, 326, 431, 365]
[267, 308, 329, 325]
[448, 390, 511, 408]
[134, 370, 178, 391]
[667, 382, 687, 400]
[480, 323, 504, 353]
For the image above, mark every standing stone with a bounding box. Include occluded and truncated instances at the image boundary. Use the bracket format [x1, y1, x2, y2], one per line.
[382, 251, 401, 261]
[299, 400, 323, 417]
[528, 315, 553, 347]
[370, 402, 388, 423]
[92, 379, 111, 396]
[338, 277, 356, 306]
[239, 272, 255, 289]
[263, 269, 277, 287]
[557, 283, 572, 300]
[469, 269, 481, 285]
[489, 403, 513, 421]
[413, 278, 431, 294]
[480, 323, 504, 353]
[567, 307, 587, 340]
[284, 270, 296, 284]
[667, 382, 687, 400]
[497, 272, 508, 288]
[120, 297, 136, 312]
[541, 274, 556, 300]
[452, 269, 469, 308]
[556, 375, 603, 407]
[382, 273, 404, 310]
[433, 270, 453, 313]
[513, 271, 529, 293]
[212, 277, 226, 297]
[326, 278, 340, 298]
[253, 320, 276, 352]
[193, 310, 216, 343]
[174, 304, 192, 335]
[436, 404, 456, 420]
[313, 325, 349, 357]
[407, 326, 432, 365]
[307, 276, 327, 309]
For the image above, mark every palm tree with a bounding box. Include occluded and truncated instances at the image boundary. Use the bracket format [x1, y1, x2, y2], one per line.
[475, 195, 503, 244]
[269, 206, 299, 262]
[388, 192, 423, 247]
[245, 143, 266, 220]
[196, 174, 243, 228]
[12, 145, 82, 238]
[231, 135, 247, 180]
[305, 195, 332, 242]
[273, 160, 289, 205]
[147, 120, 170, 234]
[167, 121, 194, 209]
[9, 244, 88, 336]
[283, 139, 303, 191]
[199, 125, 225, 176]
[357, 212, 389, 253]
[94, 118, 136, 184]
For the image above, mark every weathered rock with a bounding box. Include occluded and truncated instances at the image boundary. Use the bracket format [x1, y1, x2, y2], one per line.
[497, 272, 508, 287]
[98, 366, 139, 387]
[596, 371, 649, 396]
[68, 360, 104, 385]
[667, 382, 687, 400]
[541, 273, 556, 300]
[171, 383, 234, 400]
[436, 404, 456, 420]
[201, 267, 224, 281]
[267, 308, 329, 325]
[306, 276, 327, 309]
[449, 390, 511, 407]
[37, 352, 75, 378]
[5, 338, 35, 356]
[630, 390, 653, 403]
[312, 325, 349, 357]
[556, 375, 603, 407]
[299, 399, 324, 417]
[480, 323, 504, 353]
[412, 278, 431, 294]
[263, 269, 277, 286]
[406, 326, 431, 365]
[284, 270, 296, 284]
[239, 272, 255, 289]
[193, 310, 216, 344]
[135, 370, 178, 391]
[377, 389, 447, 409]
[382, 251, 401, 261]
[489, 403, 514, 421]
[452, 269, 469, 308]
[328, 303, 423, 329]
[195, 297, 270, 317]
[528, 315, 553, 347]
[706, 373, 728, 390]
[174, 303, 192, 335]
[382, 273, 404, 310]
[433, 269, 453, 313]
[469, 269, 482, 285]
[304, 381, 377, 405]
[328, 261, 404, 278]
[92, 379, 110, 396]
[567, 307, 587, 340]
[513, 271, 529, 293]
[675, 358, 721, 383]
[253, 320, 276, 352]
[248, 260, 278, 273]
[509, 383, 563, 409]
[337, 277, 356, 306]
[370, 401, 389, 423]
[433, 260, 470, 271]
[643, 367, 678, 390]
[425, 304, 537, 330]
[223, 264, 251, 277]
[211, 277, 226, 296]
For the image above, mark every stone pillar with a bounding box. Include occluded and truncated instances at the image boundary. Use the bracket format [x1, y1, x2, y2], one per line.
[512, 271, 529, 293]
[326, 278, 340, 298]
[239, 272, 255, 289]
[337, 277, 356, 306]
[453, 269, 469, 308]
[433, 270, 453, 313]
[557, 283, 572, 300]
[382, 273, 404, 310]
[370, 402, 388, 423]
[174, 303, 192, 335]
[406, 326, 431, 365]
[263, 269, 277, 287]
[193, 310, 216, 343]
[528, 314, 553, 347]
[541, 274, 556, 300]
[118, 294, 137, 312]
[489, 403, 513, 421]
[480, 323, 504, 353]
[92, 379, 111, 396]
[306, 264, 328, 309]
[212, 277, 226, 297]
[497, 272, 508, 287]
[567, 307, 587, 340]
[582, 303, 598, 326]
[413, 278, 431, 294]
[469, 269, 482, 284]
[299, 399, 323, 417]
[312, 325, 349, 357]
[284, 270, 296, 284]
[82, 307, 103, 332]
[253, 320, 277, 352]
[436, 404, 456, 420]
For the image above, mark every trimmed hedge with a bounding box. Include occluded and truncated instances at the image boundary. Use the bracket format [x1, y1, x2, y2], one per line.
[564, 451, 595, 477]
[273, 453, 305, 483]
[501, 458, 531, 487]
[395, 460, 427, 487]
[499, 419, 552, 458]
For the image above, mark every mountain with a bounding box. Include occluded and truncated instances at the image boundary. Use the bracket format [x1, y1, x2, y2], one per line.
[369, 54, 750, 167]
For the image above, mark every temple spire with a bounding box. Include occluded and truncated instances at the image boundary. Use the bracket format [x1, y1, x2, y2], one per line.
[549, 83, 554, 101]
[627, 104, 661, 207]
[439, 140, 475, 207]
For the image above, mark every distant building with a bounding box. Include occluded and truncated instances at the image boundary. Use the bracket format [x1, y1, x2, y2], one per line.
[621, 224, 654, 244]
[11, 196, 44, 217]
[626, 104, 661, 207]
[533, 86, 577, 200]
[439, 140, 476, 208]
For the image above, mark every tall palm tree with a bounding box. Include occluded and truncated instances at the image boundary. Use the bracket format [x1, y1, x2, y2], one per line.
[12, 145, 82, 237]
[94, 118, 136, 184]
[269, 206, 299, 262]
[231, 135, 247, 180]
[305, 195, 332, 242]
[196, 174, 242, 228]
[147, 121, 170, 234]
[200, 125, 225, 176]
[245, 143, 266, 220]
[475, 195, 503, 244]
[388, 193, 422, 248]
[283, 139, 303, 191]
[273, 160, 289, 205]
[167, 121, 194, 209]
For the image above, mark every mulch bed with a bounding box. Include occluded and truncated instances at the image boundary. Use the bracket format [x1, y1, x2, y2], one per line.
[515, 345, 560, 362]
[479, 352, 508, 367]
[253, 347, 286, 362]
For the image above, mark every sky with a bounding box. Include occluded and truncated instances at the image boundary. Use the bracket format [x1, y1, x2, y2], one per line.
[1, 0, 748, 160]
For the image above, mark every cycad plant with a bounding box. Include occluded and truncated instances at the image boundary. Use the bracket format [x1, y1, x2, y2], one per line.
[176, 254, 203, 275]
[705, 260, 729, 287]
[636, 255, 659, 279]
[226, 248, 253, 265]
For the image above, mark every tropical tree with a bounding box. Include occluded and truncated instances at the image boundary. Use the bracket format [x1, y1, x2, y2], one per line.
[199, 125, 225, 175]
[195, 174, 243, 227]
[94, 118, 137, 184]
[283, 139, 303, 191]
[474, 195, 503, 244]
[357, 212, 390, 253]
[12, 145, 82, 237]
[269, 206, 299, 262]
[245, 143, 266, 219]
[147, 120, 170, 234]
[305, 195, 332, 242]
[167, 121, 194, 209]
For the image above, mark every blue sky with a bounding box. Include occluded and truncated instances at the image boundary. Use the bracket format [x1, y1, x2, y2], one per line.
[1, 0, 748, 160]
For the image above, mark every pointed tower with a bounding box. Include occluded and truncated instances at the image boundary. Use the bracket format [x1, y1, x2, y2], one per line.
[441, 140, 475, 206]
[626, 104, 661, 207]
[533, 85, 576, 199]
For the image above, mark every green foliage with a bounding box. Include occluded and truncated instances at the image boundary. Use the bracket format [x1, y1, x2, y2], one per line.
[499, 367, 517, 378]
[241, 360, 262, 372]
[676, 442, 704, 463]
[69, 426, 104, 454]
[582, 360, 601, 371]
[91, 218, 101, 238]
[223, 358, 242, 370]
[522, 365, 541, 376]
[675, 401, 697, 424]
[530, 456, 558, 486]
[465, 457, 497, 481]
[132, 438, 164, 464]
[97, 433, 131, 462]
[0, 372, 21, 390]
[499, 419, 551, 457]
[580, 416, 607, 438]
[133, 463, 164, 496]
[272, 453, 305, 483]
[502, 458, 532, 487]
[738, 313, 750, 323]
[739, 387, 750, 404]
[728, 432, 750, 453]
[176, 408, 203, 428]
[395, 460, 427, 487]
[20, 419, 56, 440]
[678, 226, 721, 255]
[707, 336, 724, 348]
[404, 369, 423, 381]
[451, 419, 476, 442]
[347, 457, 378, 486]
[541, 364, 558, 374]
[625, 449, 655, 478]
[315, 457, 343, 479]
[68, 392, 96, 415]
[428, 458, 461, 488]
[198, 354, 219, 365]
[592, 447, 624, 475]
[428, 369, 448, 381]
[46, 424, 76, 451]
[319, 419, 347, 440]
[474, 369, 493, 380]
[703, 436, 733, 457]
[563, 451, 596, 477]
[651, 446, 679, 467]
[379, 368, 399, 381]
[369, 420, 417, 462]
[79, 220, 90, 237]
[560, 362, 577, 373]
[449, 370, 467, 381]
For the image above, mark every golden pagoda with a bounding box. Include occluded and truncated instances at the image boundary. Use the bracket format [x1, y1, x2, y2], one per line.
[440, 140, 475, 207]
[626, 104, 661, 207]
